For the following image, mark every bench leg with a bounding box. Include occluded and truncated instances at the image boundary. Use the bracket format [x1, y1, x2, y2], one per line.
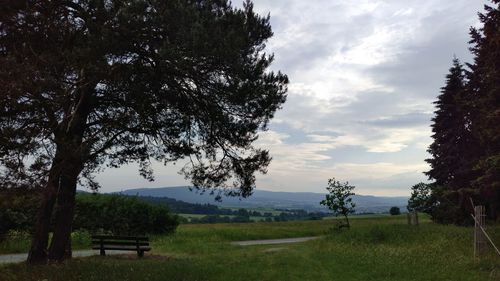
[138, 250, 144, 258]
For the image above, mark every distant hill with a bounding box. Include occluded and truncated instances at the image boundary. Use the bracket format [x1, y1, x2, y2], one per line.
[117, 186, 408, 213]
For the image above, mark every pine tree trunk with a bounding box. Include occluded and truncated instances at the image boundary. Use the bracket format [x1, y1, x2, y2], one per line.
[47, 161, 81, 262]
[27, 151, 63, 264]
[27, 182, 57, 264]
[43, 85, 93, 262]
[64, 236, 72, 259]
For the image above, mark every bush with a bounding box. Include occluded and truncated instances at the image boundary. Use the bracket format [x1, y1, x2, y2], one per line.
[0, 190, 40, 237]
[71, 230, 92, 248]
[73, 193, 179, 235]
[389, 207, 401, 215]
[0, 230, 31, 253]
[0, 190, 179, 251]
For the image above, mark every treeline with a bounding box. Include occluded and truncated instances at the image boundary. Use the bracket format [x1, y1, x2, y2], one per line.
[136, 195, 236, 215]
[409, 1, 500, 224]
[272, 209, 327, 221]
[136, 195, 328, 222]
[0, 191, 179, 238]
[183, 209, 328, 224]
[186, 215, 253, 224]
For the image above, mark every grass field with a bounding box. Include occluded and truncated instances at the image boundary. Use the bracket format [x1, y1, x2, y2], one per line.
[1, 215, 499, 281]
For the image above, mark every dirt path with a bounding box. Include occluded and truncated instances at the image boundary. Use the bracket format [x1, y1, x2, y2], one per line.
[230, 236, 321, 246]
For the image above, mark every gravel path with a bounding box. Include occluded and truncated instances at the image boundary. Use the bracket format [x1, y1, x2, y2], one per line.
[1, 236, 321, 264]
[230, 236, 321, 246]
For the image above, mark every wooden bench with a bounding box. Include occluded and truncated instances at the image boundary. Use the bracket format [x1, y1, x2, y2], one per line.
[91, 235, 151, 257]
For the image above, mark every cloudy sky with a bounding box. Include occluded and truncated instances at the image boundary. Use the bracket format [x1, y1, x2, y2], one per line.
[96, 0, 489, 196]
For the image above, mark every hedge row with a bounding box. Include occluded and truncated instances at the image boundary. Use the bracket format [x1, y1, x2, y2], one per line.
[0, 191, 179, 238]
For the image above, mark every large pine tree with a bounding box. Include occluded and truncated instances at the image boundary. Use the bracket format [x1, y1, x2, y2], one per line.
[425, 1, 500, 223]
[426, 59, 478, 190]
[468, 0, 500, 218]
[1, 0, 288, 263]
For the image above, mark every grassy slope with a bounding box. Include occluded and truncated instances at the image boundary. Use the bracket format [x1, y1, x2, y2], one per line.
[1, 215, 499, 281]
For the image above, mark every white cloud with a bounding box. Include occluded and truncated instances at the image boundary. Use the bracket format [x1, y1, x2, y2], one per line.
[250, 0, 486, 195]
[95, 0, 488, 197]
[331, 162, 428, 181]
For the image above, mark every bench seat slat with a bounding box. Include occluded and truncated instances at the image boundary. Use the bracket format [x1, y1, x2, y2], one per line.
[92, 246, 151, 251]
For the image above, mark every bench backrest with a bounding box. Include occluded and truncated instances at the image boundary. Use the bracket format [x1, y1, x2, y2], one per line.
[91, 235, 150, 247]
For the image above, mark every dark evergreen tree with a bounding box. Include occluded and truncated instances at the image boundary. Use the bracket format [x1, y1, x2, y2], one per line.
[425, 59, 480, 224]
[425, 1, 500, 223]
[468, 0, 500, 219]
[1, 0, 287, 263]
[426, 58, 478, 190]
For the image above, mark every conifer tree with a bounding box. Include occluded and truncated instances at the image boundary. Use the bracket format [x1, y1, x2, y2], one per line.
[426, 59, 478, 190]
[425, 58, 481, 224]
[468, 0, 500, 218]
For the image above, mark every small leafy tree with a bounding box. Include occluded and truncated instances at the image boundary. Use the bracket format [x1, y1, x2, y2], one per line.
[320, 178, 356, 228]
[389, 207, 401, 216]
[407, 182, 434, 213]
[408, 182, 477, 225]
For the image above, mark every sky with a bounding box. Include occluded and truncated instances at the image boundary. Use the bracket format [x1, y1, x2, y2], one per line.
[95, 0, 489, 196]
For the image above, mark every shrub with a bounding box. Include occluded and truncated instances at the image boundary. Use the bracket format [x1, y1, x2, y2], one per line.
[389, 207, 401, 215]
[0, 190, 40, 237]
[71, 230, 92, 247]
[73, 193, 179, 235]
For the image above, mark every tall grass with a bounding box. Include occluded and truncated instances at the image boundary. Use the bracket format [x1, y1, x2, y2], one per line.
[0, 231, 31, 254]
[0, 230, 92, 255]
[1, 215, 499, 281]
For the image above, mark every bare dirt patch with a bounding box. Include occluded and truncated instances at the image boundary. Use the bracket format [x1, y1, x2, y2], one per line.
[262, 247, 287, 253]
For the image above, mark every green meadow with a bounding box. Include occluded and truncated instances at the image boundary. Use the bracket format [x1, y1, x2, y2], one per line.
[1, 215, 499, 281]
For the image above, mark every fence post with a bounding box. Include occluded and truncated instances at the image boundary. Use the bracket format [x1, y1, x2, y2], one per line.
[407, 211, 419, 226]
[474, 205, 487, 258]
